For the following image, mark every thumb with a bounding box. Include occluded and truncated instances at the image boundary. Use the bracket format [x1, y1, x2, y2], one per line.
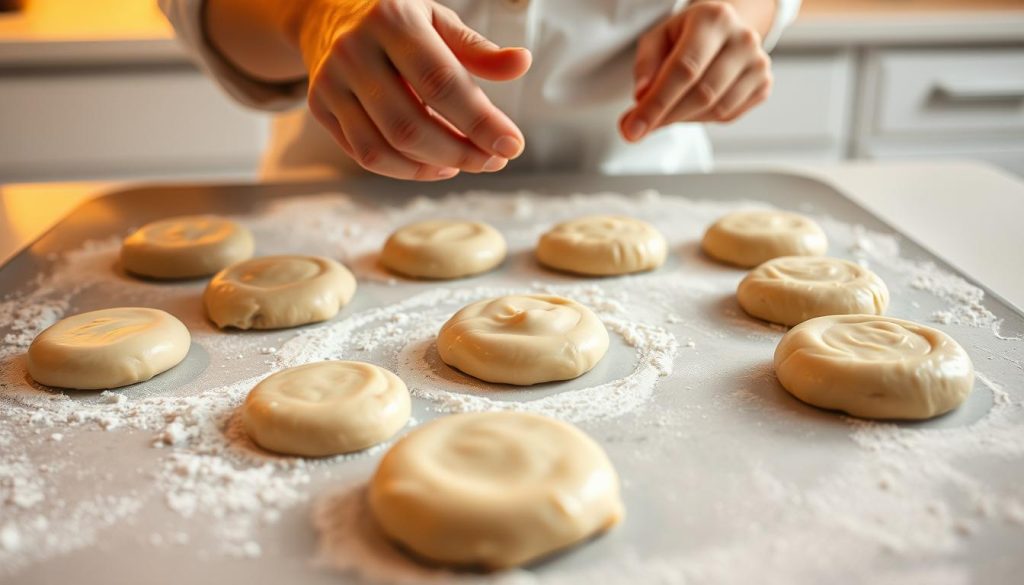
[634, 24, 672, 100]
[432, 7, 531, 81]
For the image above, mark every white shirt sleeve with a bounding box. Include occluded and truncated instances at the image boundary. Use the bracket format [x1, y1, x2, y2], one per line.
[764, 0, 801, 50]
[158, 0, 307, 112]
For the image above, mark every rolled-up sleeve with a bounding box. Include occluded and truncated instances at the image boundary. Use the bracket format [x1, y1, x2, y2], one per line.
[159, 0, 307, 112]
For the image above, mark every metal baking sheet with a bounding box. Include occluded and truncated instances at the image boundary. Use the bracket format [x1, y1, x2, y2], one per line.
[1, 172, 1022, 584]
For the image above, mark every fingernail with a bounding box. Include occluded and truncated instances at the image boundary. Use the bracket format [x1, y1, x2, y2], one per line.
[492, 136, 523, 159]
[626, 117, 648, 141]
[437, 167, 459, 178]
[483, 156, 508, 172]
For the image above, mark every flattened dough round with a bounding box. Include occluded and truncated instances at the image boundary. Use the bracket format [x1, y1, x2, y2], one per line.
[774, 315, 974, 420]
[204, 255, 356, 330]
[702, 210, 828, 268]
[121, 215, 254, 279]
[536, 215, 667, 276]
[738, 256, 890, 326]
[27, 307, 190, 390]
[381, 219, 507, 279]
[369, 411, 624, 569]
[242, 361, 410, 457]
[437, 294, 609, 385]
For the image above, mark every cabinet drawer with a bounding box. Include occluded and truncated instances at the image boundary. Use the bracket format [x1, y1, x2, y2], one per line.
[0, 64, 268, 180]
[866, 48, 1024, 138]
[706, 50, 853, 149]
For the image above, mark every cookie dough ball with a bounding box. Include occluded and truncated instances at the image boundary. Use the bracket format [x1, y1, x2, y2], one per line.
[774, 315, 975, 420]
[737, 256, 890, 326]
[27, 307, 190, 390]
[381, 219, 507, 279]
[242, 361, 410, 457]
[536, 215, 667, 276]
[121, 215, 254, 279]
[702, 210, 827, 268]
[437, 294, 609, 385]
[369, 412, 624, 569]
[204, 255, 356, 330]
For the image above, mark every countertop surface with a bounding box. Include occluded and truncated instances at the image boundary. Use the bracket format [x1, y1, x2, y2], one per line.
[3, 160, 1024, 311]
[0, 0, 1022, 67]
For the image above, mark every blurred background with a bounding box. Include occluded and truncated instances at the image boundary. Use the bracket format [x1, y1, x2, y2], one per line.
[0, 0, 1022, 184]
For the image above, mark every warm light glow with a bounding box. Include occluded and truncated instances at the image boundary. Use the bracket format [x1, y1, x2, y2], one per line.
[802, 0, 1024, 14]
[0, 184, 114, 262]
[0, 0, 172, 41]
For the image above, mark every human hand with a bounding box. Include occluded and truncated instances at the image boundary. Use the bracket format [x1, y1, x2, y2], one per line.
[620, 0, 773, 142]
[298, 0, 532, 180]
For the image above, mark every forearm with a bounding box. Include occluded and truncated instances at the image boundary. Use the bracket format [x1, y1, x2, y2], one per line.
[202, 0, 309, 82]
[692, 0, 775, 38]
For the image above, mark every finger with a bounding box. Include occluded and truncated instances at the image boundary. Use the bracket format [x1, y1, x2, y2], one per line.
[633, 22, 672, 100]
[621, 6, 732, 142]
[308, 94, 355, 157]
[658, 36, 762, 125]
[326, 89, 460, 181]
[329, 41, 506, 172]
[712, 73, 773, 123]
[374, 13, 525, 159]
[421, 103, 507, 172]
[432, 6, 531, 81]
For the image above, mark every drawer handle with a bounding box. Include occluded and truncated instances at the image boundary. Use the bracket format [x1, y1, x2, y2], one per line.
[935, 79, 1024, 102]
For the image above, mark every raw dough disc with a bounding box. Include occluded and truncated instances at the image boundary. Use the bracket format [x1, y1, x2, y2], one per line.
[702, 210, 828, 268]
[436, 294, 609, 385]
[121, 215, 254, 279]
[242, 360, 410, 457]
[536, 215, 667, 276]
[381, 219, 507, 279]
[737, 256, 890, 326]
[368, 411, 624, 569]
[774, 315, 975, 420]
[204, 255, 357, 330]
[27, 307, 190, 390]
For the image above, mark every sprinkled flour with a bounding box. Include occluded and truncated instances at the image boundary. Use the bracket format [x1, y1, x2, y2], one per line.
[0, 189, 1022, 583]
[274, 283, 678, 423]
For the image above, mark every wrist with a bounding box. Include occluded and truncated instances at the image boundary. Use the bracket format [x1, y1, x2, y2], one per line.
[293, 0, 378, 73]
[687, 0, 774, 38]
[204, 0, 309, 82]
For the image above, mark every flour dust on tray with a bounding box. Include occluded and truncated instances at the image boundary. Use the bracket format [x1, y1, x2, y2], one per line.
[274, 283, 678, 423]
[0, 187, 1021, 582]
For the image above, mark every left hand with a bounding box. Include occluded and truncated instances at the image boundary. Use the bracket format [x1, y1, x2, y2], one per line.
[620, 1, 773, 142]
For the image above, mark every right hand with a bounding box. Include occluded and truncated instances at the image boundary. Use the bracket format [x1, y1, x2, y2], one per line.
[298, 0, 532, 181]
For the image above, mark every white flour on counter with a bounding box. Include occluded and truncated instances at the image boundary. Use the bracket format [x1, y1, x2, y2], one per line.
[0, 190, 1022, 583]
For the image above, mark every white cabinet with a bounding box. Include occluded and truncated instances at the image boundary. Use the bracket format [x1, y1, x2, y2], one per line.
[0, 63, 270, 183]
[854, 48, 1024, 174]
[864, 49, 1024, 137]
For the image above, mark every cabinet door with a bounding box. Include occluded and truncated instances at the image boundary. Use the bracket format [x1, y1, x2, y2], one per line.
[706, 50, 854, 161]
[864, 48, 1024, 138]
[855, 48, 1024, 175]
[0, 64, 269, 182]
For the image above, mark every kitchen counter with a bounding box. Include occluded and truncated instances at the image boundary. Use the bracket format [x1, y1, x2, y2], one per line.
[784, 0, 1024, 47]
[0, 0, 178, 66]
[3, 161, 1024, 311]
